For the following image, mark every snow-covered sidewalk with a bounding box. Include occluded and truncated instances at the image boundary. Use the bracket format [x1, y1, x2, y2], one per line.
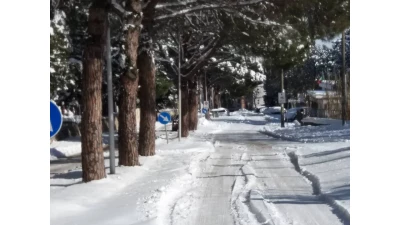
[50, 119, 219, 225]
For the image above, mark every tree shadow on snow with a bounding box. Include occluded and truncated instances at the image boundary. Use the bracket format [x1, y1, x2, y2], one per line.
[212, 133, 275, 143]
[253, 193, 350, 225]
[211, 118, 268, 126]
[301, 154, 350, 166]
[50, 148, 67, 158]
[302, 147, 350, 158]
[52, 170, 82, 179]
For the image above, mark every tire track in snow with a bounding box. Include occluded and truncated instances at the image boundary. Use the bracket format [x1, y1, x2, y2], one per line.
[157, 152, 212, 225]
[230, 152, 275, 225]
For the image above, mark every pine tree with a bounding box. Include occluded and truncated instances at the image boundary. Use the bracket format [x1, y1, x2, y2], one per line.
[80, 0, 108, 182]
[50, 10, 71, 100]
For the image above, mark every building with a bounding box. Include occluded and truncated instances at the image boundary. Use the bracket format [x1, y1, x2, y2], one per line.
[252, 83, 266, 109]
[306, 80, 342, 119]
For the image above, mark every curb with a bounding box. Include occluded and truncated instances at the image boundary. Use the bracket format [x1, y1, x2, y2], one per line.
[258, 130, 304, 143]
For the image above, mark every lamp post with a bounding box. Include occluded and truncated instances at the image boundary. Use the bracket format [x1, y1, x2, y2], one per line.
[341, 30, 347, 126]
[106, 10, 115, 174]
[280, 69, 285, 128]
[178, 29, 182, 141]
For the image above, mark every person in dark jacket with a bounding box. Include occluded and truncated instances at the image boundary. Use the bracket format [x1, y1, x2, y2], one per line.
[294, 109, 305, 125]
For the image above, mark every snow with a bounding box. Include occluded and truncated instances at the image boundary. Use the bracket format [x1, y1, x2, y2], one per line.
[261, 118, 350, 143]
[210, 107, 227, 111]
[123, 24, 136, 31]
[51, 138, 82, 158]
[272, 141, 350, 217]
[307, 90, 338, 99]
[51, 121, 216, 225]
[264, 114, 280, 121]
[51, 115, 350, 225]
[155, 121, 167, 130]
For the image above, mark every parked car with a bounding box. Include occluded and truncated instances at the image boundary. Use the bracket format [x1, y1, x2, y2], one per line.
[285, 107, 309, 122]
[255, 106, 266, 113]
[262, 106, 285, 115]
[211, 108, 229, 116]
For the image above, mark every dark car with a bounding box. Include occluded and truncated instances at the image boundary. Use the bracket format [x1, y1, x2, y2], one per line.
[285, 107, 309, 122]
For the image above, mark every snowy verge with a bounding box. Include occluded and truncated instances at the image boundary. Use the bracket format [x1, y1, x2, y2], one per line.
[260, 121, 350, 143]
[258, 129, 303, 142]
[302, 117, 350, 126]
[286, 151, 350, 224]
[51, 121, 217, 225]
[50, 138, 83, 158]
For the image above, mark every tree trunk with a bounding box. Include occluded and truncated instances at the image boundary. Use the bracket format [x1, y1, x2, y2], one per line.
[181, 78, 190, 137]
[118, 76, 139, 166]
[188, 77, 198, 131]
[203, 75, 210, 120]
[213, 85, 221, 108]
[137, 1, 159, 156]
[138, 50, 156, 156]
[81, 0, 107, 182]
[241, 96, 246, 109]
[118, 0, 142, 166]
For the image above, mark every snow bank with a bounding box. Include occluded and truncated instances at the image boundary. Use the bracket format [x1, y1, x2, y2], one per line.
[264, 114, 280, 121]
[156, 136, 215, 154]
[261, 121, 350, 143]
[302, 117, 350, 126]
[280, 142, 350, 220]
[50, 139, 82, 158]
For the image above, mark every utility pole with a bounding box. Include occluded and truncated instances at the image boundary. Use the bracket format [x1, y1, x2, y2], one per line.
[106, 12, 115, 174]
[280, 69, 285, 128]
[205, 70, 208, 102]
[178, 29, 182, 141]
[341, 30, 347, 126]
[204, 69, 210, 120]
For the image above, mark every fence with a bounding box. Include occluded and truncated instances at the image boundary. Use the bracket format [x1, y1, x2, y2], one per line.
[308, 109, 343, 119]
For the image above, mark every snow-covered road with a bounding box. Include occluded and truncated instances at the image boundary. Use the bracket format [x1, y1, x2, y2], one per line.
[182, 129, 348, 225]
[50, 116, 350, 225]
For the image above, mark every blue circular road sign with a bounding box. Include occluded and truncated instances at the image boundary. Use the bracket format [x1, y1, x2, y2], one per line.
[158, 112, 171, 125]
[202, 108, 208, 114]
[50, 100, 63, 138]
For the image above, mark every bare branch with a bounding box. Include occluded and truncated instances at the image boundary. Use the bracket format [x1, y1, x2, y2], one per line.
[143, 0, 161, 15]
[193, 12, 207, 26]
[181, 35, 223, 78]
[155, 0, 197, 9]
[154, 0, 271, 21]
[208, 57, 242, 65]
[184, 14, 199, 30]
[183, 36, 218, 68]
[109, 0, 126, 17]
[186, 36, 213, 52]
[168, 30, 179, 46]
[222, 8, 294, 31]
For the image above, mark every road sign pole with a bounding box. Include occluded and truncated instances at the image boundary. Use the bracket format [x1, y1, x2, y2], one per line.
[165, 124, 169, 144]
[158, 112, 171, 143]
[106, 13, 115, 174]
[178, 29, 182, 141]
[281, 69, 285, 128]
